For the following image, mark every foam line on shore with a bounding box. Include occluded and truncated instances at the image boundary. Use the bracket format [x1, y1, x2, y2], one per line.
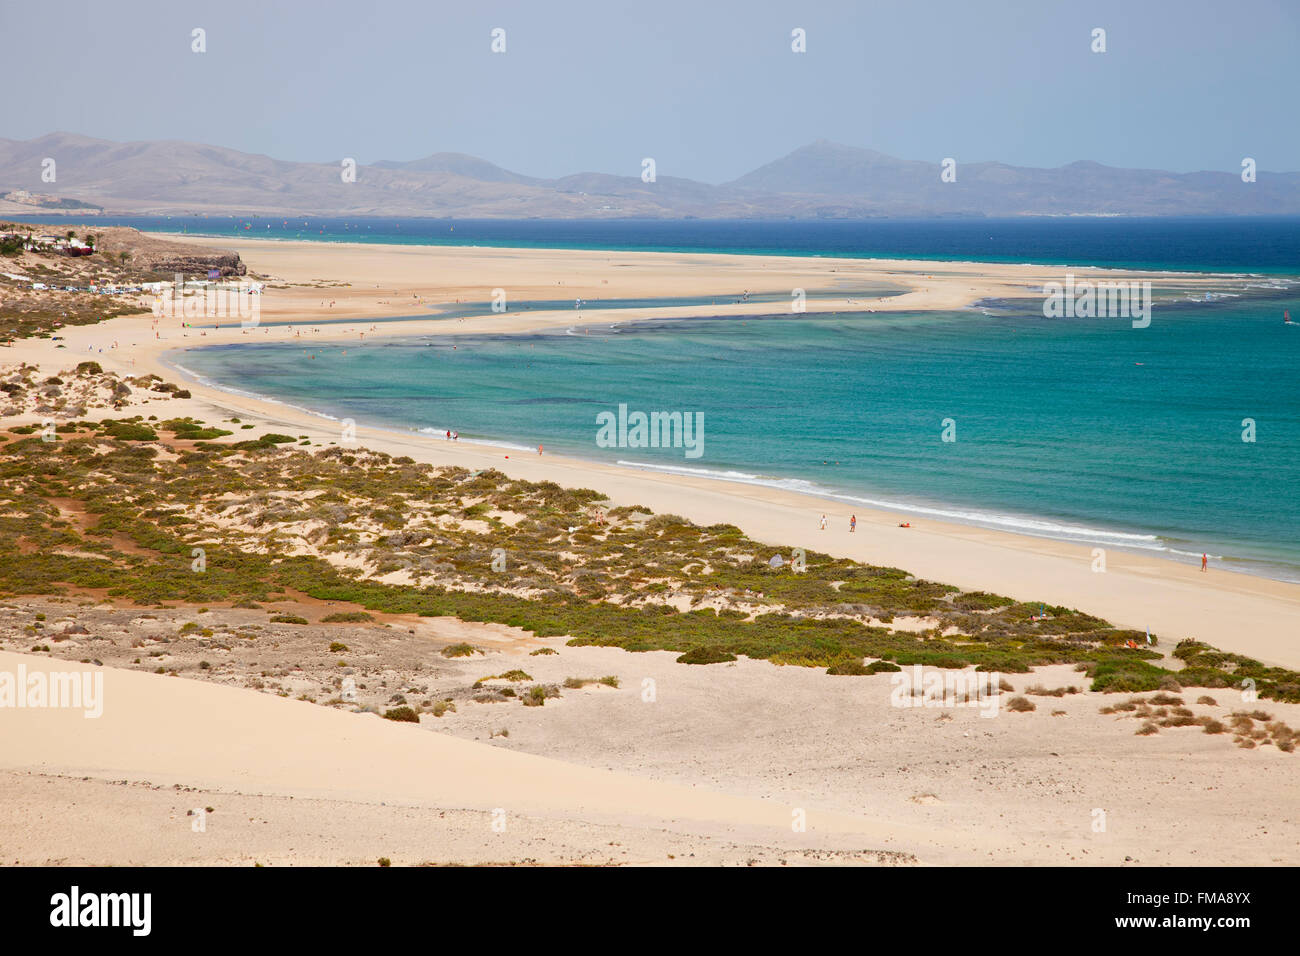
[616, 459, 1166, 546]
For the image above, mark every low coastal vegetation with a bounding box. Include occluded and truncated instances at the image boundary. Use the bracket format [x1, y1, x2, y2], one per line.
[440, 643, 480, 658]
[0, 394, 1297, 704]
[321, 611, 373, 623]
[562, 675, 620, 689]
[382, 706, 419, 723]
[0, 363, 195, 420]
[1100, 695, 1296, 750]
[475, 670, 532, 685]
[523, 684, 562, 707]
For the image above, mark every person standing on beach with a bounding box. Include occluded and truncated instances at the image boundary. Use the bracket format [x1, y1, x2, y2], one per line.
[819, 514, 827, 531]
[850, 514, 857, 533]
[538, 444, 543, 455]
[1202, 552, 1208, 572]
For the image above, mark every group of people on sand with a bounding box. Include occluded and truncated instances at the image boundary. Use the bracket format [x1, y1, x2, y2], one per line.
[819, 513, 909, 531]
[820, 513, 860, 532]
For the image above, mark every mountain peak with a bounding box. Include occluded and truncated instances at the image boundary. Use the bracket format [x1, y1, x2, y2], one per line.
[725, 142, 924, 195]
[371, 152, 535, 185]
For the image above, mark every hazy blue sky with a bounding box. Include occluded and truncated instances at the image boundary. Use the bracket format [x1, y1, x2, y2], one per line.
[3, 0, 1297, 181]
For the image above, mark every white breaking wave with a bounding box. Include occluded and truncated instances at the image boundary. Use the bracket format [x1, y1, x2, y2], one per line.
[616, 460, 825, 494]
[616, 459, 1167, 549]
[1166, 547, 1224, 560]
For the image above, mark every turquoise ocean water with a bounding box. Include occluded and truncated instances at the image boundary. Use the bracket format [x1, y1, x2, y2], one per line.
[173, 286, 1300, 583]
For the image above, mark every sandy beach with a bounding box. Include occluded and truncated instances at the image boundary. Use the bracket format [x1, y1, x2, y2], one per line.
[3, 236, 1298, 866]
[7, 237, 1297, 669]
[6, 637, 1298, 866]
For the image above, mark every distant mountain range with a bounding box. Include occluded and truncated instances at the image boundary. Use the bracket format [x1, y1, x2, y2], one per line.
[2, 132, 1297, 219]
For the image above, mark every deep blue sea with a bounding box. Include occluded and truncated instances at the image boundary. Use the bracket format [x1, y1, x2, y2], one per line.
[12, 214, 1300, 273]
[173, 286, 1300, 583]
